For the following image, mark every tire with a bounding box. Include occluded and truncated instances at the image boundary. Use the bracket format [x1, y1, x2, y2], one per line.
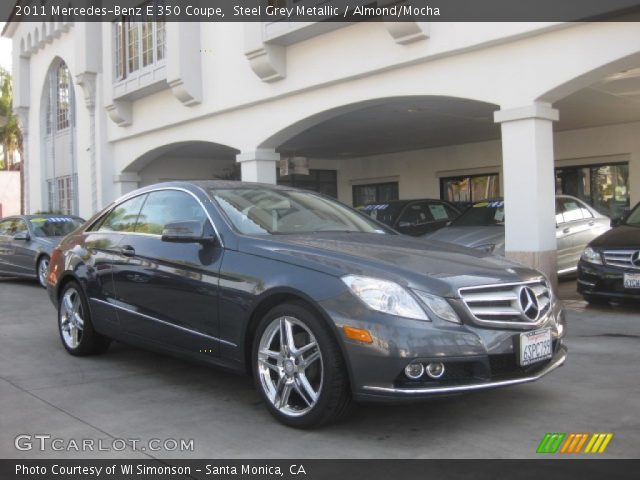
[37, 256, 49, 288]
[58, 281, 111, 356]
[583, 294, 609, 305]
[252, 302, 353, 428]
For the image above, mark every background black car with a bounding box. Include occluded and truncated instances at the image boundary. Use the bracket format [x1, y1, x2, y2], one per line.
[0, 214, 84, 287]
[360, 199, 460, 236]
[577, 202, 640, 303]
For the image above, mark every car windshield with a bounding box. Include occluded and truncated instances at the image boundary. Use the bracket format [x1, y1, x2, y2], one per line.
[29, 217, 84, 237]
[360, 203, 405, 226]
[625, 204, 640, 226]
[450, 200, 505, 227]
[209, 188, 389, 235]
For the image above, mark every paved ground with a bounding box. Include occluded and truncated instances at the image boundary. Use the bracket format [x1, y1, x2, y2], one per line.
[0, 278, 638, 459]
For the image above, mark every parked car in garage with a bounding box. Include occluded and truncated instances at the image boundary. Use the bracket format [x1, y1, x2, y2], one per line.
[360, 199, 460, 236]
[577, 201, 640, 304]
[47, 181, 567, 428]
[0, 214, 85, 287]
[423, 195, 610, 275]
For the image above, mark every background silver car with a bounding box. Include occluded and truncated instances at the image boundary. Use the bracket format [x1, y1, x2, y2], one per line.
[0, 215, 84, 287]
[424, 195, 610, 275]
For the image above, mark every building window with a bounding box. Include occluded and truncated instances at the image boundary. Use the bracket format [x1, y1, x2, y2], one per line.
[278, 170, 338, 198]
[47, 175, 77, 215]
[555, 162, 629, 218]
[353, 182, 399, 207]
[440, 173, 500, 210]
[114, 4, 166, 81]
[56, 63, 71, 131]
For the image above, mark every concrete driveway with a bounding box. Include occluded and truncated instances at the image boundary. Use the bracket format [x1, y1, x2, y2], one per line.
[1, 278, 638, 459]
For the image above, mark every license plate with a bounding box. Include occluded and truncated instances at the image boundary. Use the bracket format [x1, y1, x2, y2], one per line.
[519, 328, 552, 366]
[623, 273, 640, 289]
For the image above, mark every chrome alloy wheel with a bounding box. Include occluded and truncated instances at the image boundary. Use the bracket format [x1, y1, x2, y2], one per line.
[59, 288, 84, 349]
[257, 316, 323, 417]
[38, 257, 49, 287]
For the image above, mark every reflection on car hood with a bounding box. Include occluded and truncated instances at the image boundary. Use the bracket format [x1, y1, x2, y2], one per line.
[240, 232, 539, 298]
[590, 225, 640, 249]
[424, 226, 505, 249]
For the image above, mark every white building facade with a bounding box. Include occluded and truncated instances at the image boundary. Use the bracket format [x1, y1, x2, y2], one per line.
[4, 16, 640, 282]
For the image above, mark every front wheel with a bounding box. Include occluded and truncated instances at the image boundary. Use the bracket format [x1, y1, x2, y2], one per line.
[252, 302, 353, 428]
[58, 281, 111, 356]
[37, 256, 49, 288]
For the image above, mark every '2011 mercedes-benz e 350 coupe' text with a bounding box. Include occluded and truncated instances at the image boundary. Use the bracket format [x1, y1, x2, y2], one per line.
[47, 181, 567, 428]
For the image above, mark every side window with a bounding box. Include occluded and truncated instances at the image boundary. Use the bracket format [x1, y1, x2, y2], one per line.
[428, 202, 452, 221]
[13, 219, 28, 234]
[555, 199, 565, 224]
[136, 190, 208, 235]
[398, 203, 433, 226]
[0, 219, 13, 235]
[560, 199, 584, 223]
[98, 195, 147, 232]
[578, 201, 593, 219]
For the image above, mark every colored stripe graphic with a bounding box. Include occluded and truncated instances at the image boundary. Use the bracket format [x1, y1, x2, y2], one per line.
[539, 433, 613, 454]
[537, 433, 566, 453]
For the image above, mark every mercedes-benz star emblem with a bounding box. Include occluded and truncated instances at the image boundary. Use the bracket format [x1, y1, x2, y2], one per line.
[518, 286, 540, 321]
[632, 251, 640, 267]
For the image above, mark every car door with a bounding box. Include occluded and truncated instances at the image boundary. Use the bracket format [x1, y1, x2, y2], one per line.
[0, 218, 18, 275]
[556, 197, 593, 272]
[9, 218, 37, 276]
[110, 189, 224, 354]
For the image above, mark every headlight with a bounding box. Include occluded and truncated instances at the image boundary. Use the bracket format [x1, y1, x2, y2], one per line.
[581, 247, 603, 265]
[341, 275, 428, 321]
[414, 290, 461, 324]
[474, 243, 496, 254]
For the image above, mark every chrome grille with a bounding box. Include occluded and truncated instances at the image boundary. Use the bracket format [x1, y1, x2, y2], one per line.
[459, 279, 552, 327]
[603, 250, 640, 270]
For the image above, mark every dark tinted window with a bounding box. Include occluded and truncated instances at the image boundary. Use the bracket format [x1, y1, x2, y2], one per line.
[361, 203, 405, 226]
[136, 190, 208, 235]
[98, 195, 147, 232]
[29, 217, 84, 237]
[398, 202, 433, 226]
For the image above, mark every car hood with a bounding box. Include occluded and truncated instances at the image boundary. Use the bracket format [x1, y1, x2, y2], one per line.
[239, 232, 540, 298]
[590, 225, 640, 249]
[424, 226, 505, 250]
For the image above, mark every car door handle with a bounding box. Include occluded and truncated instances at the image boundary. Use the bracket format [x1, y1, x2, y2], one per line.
[562, 227, 571, 234]
[588, 221, 595, 226]
[120, 245, 136, 257]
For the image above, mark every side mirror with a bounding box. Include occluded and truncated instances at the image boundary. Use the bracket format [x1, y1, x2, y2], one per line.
[397, 221, 411, 228]
[610, 217, 624, 228]
[13, 231, 30, 241]
[161, 221, 214, 243]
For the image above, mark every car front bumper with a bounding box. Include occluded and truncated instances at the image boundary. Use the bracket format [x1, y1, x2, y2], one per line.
[320, 294, 567, 403]
[577, 260, 640, 301]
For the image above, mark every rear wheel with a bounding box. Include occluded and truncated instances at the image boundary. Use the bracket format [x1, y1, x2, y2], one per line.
[252, 302, 353, 428]
[37, 256, 49, 288]
[58, 281, 111, 356]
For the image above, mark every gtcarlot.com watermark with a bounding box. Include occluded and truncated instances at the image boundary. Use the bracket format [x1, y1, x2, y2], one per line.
[15, 434, 195, 453]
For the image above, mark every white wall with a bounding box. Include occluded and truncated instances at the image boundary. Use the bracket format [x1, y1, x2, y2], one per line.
[0, 171, 21, 217]
[331, 121, 640, 206]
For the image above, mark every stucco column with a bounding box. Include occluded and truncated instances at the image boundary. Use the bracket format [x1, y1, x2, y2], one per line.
[494, 103, 559, 286]
[237, 149, 279, 184]
[112, 173, 141, 198]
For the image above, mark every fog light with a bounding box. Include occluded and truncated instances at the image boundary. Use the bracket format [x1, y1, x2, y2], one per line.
[404, 363, 425, 380]
[425, 362, 445, 379]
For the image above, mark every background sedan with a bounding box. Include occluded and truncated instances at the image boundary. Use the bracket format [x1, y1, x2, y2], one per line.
[0, 215, 84, 287]
[424, 195, 610, 275]
[360, 199, 460, 236]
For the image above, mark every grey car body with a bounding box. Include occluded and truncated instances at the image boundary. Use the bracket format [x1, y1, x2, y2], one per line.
[46, 182, 567, 428]
[0, 215, 84, 287]
[424, 195, 610, 274]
